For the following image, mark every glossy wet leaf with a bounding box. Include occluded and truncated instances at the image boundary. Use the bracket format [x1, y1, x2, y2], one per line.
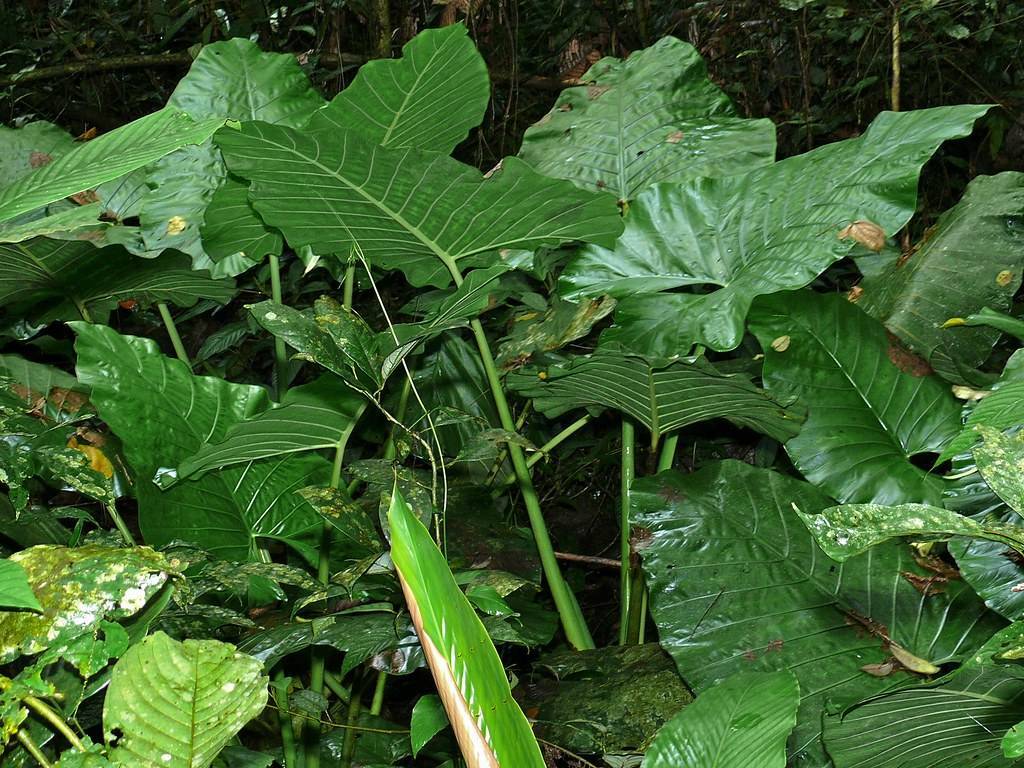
[0, 203, 105, 243]
[0, 239, 234, 323]
[562, 105, 989, 355]
[496, 295, 616, 369]
[0, 559, 41, 611]
[389, 489, 545, 767]
[823, 622, 1024, 767]
[217, 120, 622, 288]
[632, 460, 1002, 763]
[508, 349, 803, 445]
[307, 23, 489, 154]
[0, 109, 224, 225]
[519, 36, 775, 201]
[798, 501, 1024, 560]
[0, 544, 173, 674]
[72, 322, 330, 561]
[530, 643, 692, 754]
[858, 172, 1024, 383]
[975, 425, 1024, 513]
[411, 694, 449, 757]
[750, 291, 960, 505]
[177, 375, 367, 478]
[642, 671, 798, 768]
[104, 632, 268, 768]
[941, 349, 1024, 461]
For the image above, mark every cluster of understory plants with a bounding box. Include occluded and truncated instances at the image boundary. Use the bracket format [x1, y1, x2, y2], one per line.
[1, 21, 1024, 768]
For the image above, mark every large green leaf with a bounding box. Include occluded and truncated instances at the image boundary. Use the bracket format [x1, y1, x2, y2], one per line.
[858, 172, 1024, 382]
[0, 121, 76, 184]
[389, 489, 545, 767]
[519, 36, 775, 202]
[216, 121, 623, 287]
[975, 425, 1024, 513]
[0, 239, 234, 323]
[507, 349, 803, 446]
[0, 559, 41, 612]
[822, 622, 1024, 767]
[642, 671, 798, 768]
[798, 501, 1024, 560]
[631, 460, 1002, 764]
[0, 202, 106, 243]
[199, 176, 282, 261]
[306, 23, 489, 154]
[942, 349, 1024, 461]
[561, 105, 989, 355]
[104, 632, 268, 768]
[176, 375, 367, 478]
[72, 323, 329, 561]
[0, 109, 224, 224]
[749, 291, 961, 505]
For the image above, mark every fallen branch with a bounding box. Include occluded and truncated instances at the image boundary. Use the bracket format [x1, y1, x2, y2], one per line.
[0, 52, 194, 88]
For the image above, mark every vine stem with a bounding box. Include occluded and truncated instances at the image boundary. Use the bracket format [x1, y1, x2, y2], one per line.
[492, 414, 591, 495]
[891, 0, 902, 112]
[156, 302, 190, 369]
[16, 730, 53, 768]
[23, 697, 85, 752]
[268, 253, 289, 399]
[619, 419, 635, 645]
[443, 257, 593, 649]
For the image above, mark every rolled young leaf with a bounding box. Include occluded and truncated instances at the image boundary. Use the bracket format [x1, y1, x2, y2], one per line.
[642, 671, 799, 768]
[388, 488, 545, 768]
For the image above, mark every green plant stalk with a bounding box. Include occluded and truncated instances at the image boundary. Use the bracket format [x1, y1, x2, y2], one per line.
[342, 262, 356, 310]
[657, 433, 678, 473]
[339, 683, 364, 768]
[492, 414, 592, 495]
[156, 302, 191, 369]
[273, 670, 300, 768]
[381, 376, 411, 462]
[16, 730, 52, 768]
[324, 672, 350, 704]
[619, 419, 636, 645]
[23, 696, 84, 752]
[625, 564, 646, 644]
[268, 252, 289, 398]
[105, 502, 135, 546]
[369, 670, 387, 715]
[443, 255, 592, 648]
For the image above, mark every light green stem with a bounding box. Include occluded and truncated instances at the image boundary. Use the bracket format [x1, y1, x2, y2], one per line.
[619, 419, 635, 645]
[268, 252, 289, 398]
[492, 414, 591, 495]
[657, 433, 679, 473]
[16, 730, 52, 768]
[381, 377, 411, 462]
[339, 683, 363, 768]
[273, 671, 299, 768]
[342, 262, 356, 310]
[23, 697, 84, 752]
[369, 670, 387, 715]
[106, 503, 135, 546]
[456, 274, 592, 649]
[157, 302, 190, 369]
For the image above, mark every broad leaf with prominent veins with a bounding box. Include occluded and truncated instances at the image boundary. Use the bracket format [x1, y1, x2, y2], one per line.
[519, 36, 775, 202]
[561, 105, 990, 355]
[216, 122, 623, 287]
[72, 323, 330, 562]
[389, 489, 545, 768]
[507, 349, 803, 446]
[632, 460, 1002, 764]
[306, 23, 489, 154]
[749, 291, 961, 506]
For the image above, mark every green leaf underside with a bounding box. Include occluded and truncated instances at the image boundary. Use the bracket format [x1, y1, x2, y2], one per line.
[72, 323, 328, 561]
[104, 632, 268, 768]
[0, 108, 224, 225]
[823, 622, 1024, 768]
[216, 121, 623, 288]
[858, 172, 1024, 382]
[306, 23, 489, 154]
[631, 460, 1002, 764]
[518, 36, 776, 201]
[0, 239, 234, 322]
[561, 104, 990, 354]
[388, 489, 545, 767]
[799, 502, 1024, 561]
[0, 559, 41, 612]
[507, 350, 803, 444]
[642, 671, 799, 768]
[750, 291, 960, 506]
[177, 375, 367, 478]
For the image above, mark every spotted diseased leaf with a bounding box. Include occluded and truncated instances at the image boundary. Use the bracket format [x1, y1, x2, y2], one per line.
[974, 425, 1024, 513]
[103, 632, 268, 768]
[0, 545, 175, 675]
[299, 485, 382, 554]
[496, 295, 617, 369]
